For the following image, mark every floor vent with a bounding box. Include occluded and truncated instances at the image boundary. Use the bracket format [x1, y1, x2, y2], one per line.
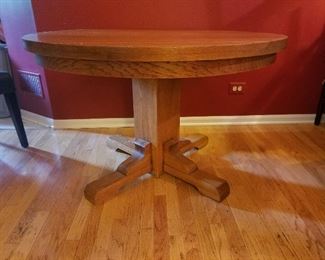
[18, 70, 43, 97]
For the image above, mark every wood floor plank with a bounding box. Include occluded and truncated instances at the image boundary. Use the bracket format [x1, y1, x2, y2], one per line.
[205, 198, 251, 260]
[163, 175, 186, 260]
[139, 175, 154, 260]
[190, 194, 226, 260]
[176, 179, 204, 260]
[154, 195, 170, 260]
[121, 179, 147, 260]
[4, 210, 49, 259]
[58, 240, 79, 260]
[88, 196, 126, 259]
[73, 206, 103, 259]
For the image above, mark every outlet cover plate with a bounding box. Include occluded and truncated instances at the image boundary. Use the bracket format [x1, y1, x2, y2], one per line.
[229, 82, 246, 95]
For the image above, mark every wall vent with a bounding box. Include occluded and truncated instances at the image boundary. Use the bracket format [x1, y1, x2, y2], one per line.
[18, 70, 43, 97]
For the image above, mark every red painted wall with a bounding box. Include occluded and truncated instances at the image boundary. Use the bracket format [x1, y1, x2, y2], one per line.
[6, 1, 325, 119]
[0, 0, 53, 117]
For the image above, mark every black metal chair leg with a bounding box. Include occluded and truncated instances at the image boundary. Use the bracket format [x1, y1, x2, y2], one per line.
[4, 92, 29, 148]
[315, 104, 324, 125]
[314, 81, 325, 126]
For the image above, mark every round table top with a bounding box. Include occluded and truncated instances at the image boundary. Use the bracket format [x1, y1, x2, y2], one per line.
[23, 29, 287, 62]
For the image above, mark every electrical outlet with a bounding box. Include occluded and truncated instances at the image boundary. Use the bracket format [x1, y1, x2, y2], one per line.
[229, 82, 246, 95]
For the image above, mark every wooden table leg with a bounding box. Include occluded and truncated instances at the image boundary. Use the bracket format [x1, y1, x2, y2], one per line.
[84, 139, 152, 205]
[164, 139, 230, 202]
[132, 79, 181, 177]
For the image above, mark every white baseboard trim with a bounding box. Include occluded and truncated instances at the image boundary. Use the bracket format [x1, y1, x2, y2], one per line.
[21, 110, 318, 129]
[21, 110, 54, 127]
[54, 117, 134, 129]
[21, 110, 134, 128]
[180, 114, 317, 126]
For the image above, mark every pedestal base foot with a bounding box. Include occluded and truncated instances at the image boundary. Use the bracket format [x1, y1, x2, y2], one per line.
[164, 165, 230, 202]
[164, 136, 230, 202]
[84, 138, 151, 205]
[84, 134, 229, 205]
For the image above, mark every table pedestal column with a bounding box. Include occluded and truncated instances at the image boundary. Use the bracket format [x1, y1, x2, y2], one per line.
[132, 79, 181, 177]
[85, 79, 229, 205]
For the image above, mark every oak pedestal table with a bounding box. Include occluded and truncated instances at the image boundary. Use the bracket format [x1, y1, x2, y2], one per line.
[23, 30, 287, 205]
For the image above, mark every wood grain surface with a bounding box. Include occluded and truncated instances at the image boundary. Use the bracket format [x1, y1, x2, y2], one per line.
[23, 30, 287, 62]
[0, 124, 324, 259]
[133, 79, 180, 176]
[36, 53, 276, 79]
[23, 30, 287, 78]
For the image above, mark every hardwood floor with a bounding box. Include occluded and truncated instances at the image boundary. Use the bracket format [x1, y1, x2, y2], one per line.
[0, 124, 324, 260]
